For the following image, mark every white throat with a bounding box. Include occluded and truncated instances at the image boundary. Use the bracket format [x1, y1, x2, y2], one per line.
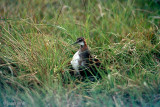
[78, 41, 84, 46]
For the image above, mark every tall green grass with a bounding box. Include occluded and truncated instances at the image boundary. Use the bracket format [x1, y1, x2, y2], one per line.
[0, 0, 160, 106]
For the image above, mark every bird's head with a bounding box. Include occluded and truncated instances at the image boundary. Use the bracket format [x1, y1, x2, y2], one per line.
[72, 37, 85, 46]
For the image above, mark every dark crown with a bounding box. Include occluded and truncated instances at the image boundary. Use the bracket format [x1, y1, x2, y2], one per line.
[77, 37, 84, 42]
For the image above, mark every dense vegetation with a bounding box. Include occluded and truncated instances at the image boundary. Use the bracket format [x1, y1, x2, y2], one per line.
[0, 0, 160, 106]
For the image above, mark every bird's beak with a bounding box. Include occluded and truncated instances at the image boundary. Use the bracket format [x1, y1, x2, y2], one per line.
[71, 41, 79, 45]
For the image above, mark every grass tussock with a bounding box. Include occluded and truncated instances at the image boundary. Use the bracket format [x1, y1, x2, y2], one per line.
[0, 0, 160, 106]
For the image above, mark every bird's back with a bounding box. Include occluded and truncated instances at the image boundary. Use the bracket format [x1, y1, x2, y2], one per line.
[78, 50, 104, 79]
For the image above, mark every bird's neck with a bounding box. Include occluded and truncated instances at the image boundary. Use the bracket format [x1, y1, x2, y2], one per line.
[80, 41, 88, 52]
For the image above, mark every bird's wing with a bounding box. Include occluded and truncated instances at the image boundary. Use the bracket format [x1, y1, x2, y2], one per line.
[88, 55, 106, 71]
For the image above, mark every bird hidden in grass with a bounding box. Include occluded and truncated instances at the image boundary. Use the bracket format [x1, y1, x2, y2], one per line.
[62, 37, 107, 82]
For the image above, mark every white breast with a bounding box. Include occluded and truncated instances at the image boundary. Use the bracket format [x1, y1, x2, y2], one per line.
[71, 51, 80, 74]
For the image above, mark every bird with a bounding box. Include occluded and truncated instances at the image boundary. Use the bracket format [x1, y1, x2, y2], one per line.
[70, 37, 106, 80]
